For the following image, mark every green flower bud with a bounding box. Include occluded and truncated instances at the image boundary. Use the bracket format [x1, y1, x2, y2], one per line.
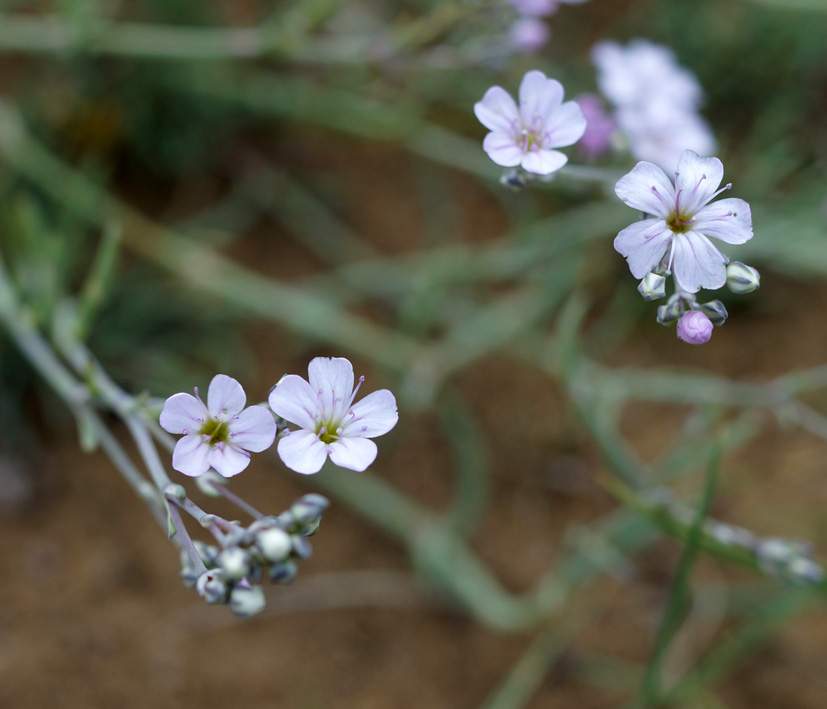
[656, 300, 681, 325]
[699, 300, 728, 326]
[726, 261, 760, 294]
[229, 585, 266, 618]
[637, 272, 666, 301]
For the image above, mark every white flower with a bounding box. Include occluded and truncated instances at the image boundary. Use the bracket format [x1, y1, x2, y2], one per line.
[268, 357, 398, 475]
[160, 374, 277, 478]
[474, 70, 586, 175]
[592, 39, 703, 113]
[615, 106, 716, 172]
[591, 39, 716, 169]
[614, 150, 753, 293]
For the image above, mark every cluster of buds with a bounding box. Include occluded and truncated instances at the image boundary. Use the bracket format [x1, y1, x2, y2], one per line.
[178, 493, 329, 617]
[638, 260, 760, 344]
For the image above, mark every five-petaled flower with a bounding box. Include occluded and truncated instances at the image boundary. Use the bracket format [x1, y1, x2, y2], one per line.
[160, 374, 277, 478]
[474, 70, 586, 175]
[614, 149, 753, 293]
[268, 357, 398, 475]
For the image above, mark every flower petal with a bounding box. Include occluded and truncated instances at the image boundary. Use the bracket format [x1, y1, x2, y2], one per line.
[207, 374, 246, 418]
[482, 132, 523, 167]
[614, 161, 676, 218]
[519, 71, 563, 130]
[674, 150, 724, 214]
[328, 437, 378, 472]
[171, 435, 211, 477]
[341, 389, 399, 438]
[544, 100, 586, 148]
[671, 231, 728, 293]
[277, 430, 328, 475]
[693, 198, 753, 244]
[613, 218, 672, 278]
[521, 149, 568, 175]
[159, 392, 207, 435]
[308, 357, 355, 422]
[207, 444, 251, 478]
[268, 374, 318, 430]
[228, 405, 277, 452]
[474, 86, 519, 134]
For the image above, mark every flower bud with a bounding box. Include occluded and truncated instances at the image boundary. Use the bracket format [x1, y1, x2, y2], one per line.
[193, 540, 221, 568]
[699, 300, 728, 326]
[196, 570, 229, 604]
[291, 534, 313, 560]
[229, 585, 266, 618]
[637, 272, 666, 301]
[290, 494, 330, 526]
[726, 261, 761, 294]
[676, 311, 713, 345]
[218, 547, 252, 582]
[195, 470, 228, 497]
[499, 168, 528, 192]
[255, 527, 292, 562]
[269, 560, 298, 585]
[656, 300, 681, 326]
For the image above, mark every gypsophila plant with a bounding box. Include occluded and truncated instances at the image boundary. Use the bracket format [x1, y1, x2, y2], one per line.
[2, 1, 827, 706]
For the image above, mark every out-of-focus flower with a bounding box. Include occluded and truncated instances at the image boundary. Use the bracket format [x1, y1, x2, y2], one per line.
[592, 39, 703, 112]
[677, 311, 713, 344]
[574, 94, 616, 159]
[508, 17, 550, 53]
[160, 375, 277, 478]
[268, 357, 398, 475]
[614, 150, 753, 293]
[591, 39, 716, 169]
[474, 70, 586, 175]
[509, 0, 588, 15]
[615, 105, 716, 173]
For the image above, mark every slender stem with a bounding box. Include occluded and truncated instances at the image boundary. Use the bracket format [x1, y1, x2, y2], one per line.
[166, 500, 207, 575]
[90, 413, 166, 526]
[211, 482, 265, 520]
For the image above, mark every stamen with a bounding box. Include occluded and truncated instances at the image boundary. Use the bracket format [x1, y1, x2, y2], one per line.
[316, 427, 326, 441]
[345, 376, 366, 410]
[710, 183, 732, 201]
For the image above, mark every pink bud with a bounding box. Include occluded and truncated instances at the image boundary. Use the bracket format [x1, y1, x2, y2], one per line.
[676, 310, 713, 345]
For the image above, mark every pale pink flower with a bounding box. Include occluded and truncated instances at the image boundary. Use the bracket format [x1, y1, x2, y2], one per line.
[614, 150, 753, 293]
[160, 375, 277, 478]
[677, 311, 713, 345]
[509, 17, 550, 53]
[591, 39, 716, 169]
[268, 357, 398, 475]
[474, 70, 586, 175]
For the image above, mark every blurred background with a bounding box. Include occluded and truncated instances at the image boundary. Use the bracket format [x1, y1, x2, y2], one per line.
[1, 0, 827, 707]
